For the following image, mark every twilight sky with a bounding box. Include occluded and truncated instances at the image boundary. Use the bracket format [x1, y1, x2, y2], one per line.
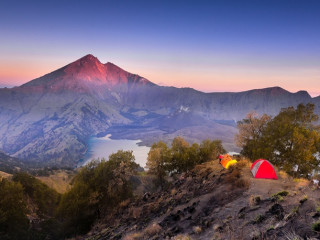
[0, 0, 319, 96]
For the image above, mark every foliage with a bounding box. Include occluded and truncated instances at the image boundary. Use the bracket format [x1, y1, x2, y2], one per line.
[272, 191, 289, 202]
[199, 139, 226, 164]
[236, 103, 320, 178]
[235, 111, 271, 160]
[146, 141, 171, 189]
[312, 221, 320, 232]
[146, 137, 226, 189]
[57, 150, 137, 237]
[0, 177, 29, 239]
[13, 172, 61, 217]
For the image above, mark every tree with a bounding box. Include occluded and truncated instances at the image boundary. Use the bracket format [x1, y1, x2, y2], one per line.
[170, 137, 190, 173]
[236, 104, 320, 178]
[13, 172, 60, 217]
[0, 178, 29, 239]
[57, 150, 138, 236]
[146, 141, 170, 189]
[235, 112, 271, 160]
[260, 103, 320, 177]
[199, 139, 226, 163]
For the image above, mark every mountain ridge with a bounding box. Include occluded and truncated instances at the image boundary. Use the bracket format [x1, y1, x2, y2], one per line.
[0, 55, 317, 166]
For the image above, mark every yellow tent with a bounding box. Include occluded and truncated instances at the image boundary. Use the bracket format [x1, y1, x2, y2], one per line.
[225, 159, 237, 169]
[220, 154, 237, 168]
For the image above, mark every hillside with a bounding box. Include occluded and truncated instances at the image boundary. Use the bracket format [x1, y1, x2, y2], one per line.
[83, 160, 320, 240]
[36, 170, 74, 194]
[0, 151, 27, 173]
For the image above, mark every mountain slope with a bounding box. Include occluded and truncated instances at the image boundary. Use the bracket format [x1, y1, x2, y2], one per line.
[0, 55, 317, 166]
[83, 160, 320, 240]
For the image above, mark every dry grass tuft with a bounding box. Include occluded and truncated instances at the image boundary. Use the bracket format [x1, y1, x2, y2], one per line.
[293, 178, 309, 188]
[144, 223, 162, 236]
[193, 226, 202, 234]
[173, 234, 192, 240]
[131, 207, 143, 219]
[171, 188, 177, 195]
[278, 170, 289, 179]
[249, 195, 261, 206]
[123, 223, 162, 240]
[119, 199, 131, 208]
[123, 232, 143, 240]
[236, 158, 252, 169]
[225, 167, 250, 189]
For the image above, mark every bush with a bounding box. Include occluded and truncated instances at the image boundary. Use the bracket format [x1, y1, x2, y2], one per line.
[13, 172, 60, 217]
[272, 190, 289, 201]
[57, 150, 137, 237]
[312, 222, 320, 232]
[146, 137, 226, 188]
[0, 178, 29, 239]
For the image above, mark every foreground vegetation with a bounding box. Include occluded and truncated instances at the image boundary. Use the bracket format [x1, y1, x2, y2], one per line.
[0, 137, 224, 239]
[236, 103, 320, 178]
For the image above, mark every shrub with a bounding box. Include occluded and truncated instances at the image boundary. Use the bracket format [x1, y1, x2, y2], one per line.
[312, 222, 320, 232]
[12, 172, 60, 217]
[249, 195, 261, 206]
[272, 190, 289, 201]
[57, 150, 138, 237]
[0, 178, 29, 239]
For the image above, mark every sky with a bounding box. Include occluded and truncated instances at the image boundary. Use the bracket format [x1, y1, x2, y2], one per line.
[0, 0, 319, 96]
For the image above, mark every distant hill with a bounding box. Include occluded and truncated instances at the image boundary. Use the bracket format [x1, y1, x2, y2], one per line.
[0, 54, 317, 166]
[0, 151, 26, 173]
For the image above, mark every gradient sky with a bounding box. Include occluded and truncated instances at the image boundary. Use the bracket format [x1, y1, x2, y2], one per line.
[0, 0, 319, 96]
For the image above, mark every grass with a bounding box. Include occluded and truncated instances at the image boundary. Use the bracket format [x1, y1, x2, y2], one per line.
[272, 190, 289, 201]
[267, 225, 274, 231]
[235, 159, 251, 169]
[291, 206, 299, 214]
[249, 195, 261, 206]
[225, 167, 250, 189]
[123, 223, 162, 240]
[144, 223, 162, 236]
[37, 170, 73, 193]
[193, 226, 202, 234]
[173, 235, 192, 240]
[0, 171, 12, 179]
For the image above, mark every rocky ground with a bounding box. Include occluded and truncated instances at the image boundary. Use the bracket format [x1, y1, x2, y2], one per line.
[82, 160, 320, 240]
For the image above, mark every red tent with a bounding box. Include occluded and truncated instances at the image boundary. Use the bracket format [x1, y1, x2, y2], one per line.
[251, 159, 278, 180]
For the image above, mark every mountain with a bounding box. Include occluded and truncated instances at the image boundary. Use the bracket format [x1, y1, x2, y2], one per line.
[0, 54, 316, 166]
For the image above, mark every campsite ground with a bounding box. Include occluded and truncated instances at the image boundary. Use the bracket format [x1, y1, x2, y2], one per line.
[82, 159, 320, 240]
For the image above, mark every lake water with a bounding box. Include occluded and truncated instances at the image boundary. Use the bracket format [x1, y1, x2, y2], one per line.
[81, 134, 150, 168]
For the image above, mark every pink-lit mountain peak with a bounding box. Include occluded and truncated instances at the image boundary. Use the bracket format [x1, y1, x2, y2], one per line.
[22, 54, 154, 90]
[64, 54, 108, 82]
